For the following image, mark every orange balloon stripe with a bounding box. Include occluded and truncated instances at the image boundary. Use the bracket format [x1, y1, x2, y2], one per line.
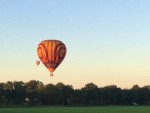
[51, 40, 53, 61]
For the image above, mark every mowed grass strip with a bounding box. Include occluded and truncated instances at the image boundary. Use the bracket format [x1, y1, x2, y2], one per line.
[0, 106, 150, 113]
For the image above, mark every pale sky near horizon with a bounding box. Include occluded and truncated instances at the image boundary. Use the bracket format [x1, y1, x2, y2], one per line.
[0, 0, 150, 89]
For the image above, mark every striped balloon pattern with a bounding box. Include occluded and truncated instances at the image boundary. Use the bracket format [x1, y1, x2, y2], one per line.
[37, 40, 67, 76]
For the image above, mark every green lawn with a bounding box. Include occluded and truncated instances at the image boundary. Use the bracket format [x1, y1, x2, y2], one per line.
[0, 106, 150, 113]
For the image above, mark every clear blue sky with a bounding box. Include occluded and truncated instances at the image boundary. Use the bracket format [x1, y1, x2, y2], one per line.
[0, 0, 150, 88]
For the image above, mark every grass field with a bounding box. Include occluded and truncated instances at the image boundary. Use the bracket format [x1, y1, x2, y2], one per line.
[0, 106, 150, 113]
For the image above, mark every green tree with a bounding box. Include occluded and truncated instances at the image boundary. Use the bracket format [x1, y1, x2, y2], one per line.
[102, 85, 122, 105]
[81, 83, 99, 105]
[42, 83, 57, 105]
[12, 81, 26, 104]
[25, 80, 43, 104]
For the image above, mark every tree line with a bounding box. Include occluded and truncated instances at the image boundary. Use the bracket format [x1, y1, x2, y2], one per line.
[0, 80, 150, 106]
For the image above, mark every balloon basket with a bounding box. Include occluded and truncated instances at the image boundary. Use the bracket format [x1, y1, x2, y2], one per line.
[50, 73, 53, 76]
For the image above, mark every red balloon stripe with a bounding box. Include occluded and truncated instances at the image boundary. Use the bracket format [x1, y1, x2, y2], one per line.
[54, 43, 66, 61]
[37, 43, 49, 61]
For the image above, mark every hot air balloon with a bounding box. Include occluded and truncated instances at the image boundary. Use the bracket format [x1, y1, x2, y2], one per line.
[37, 40, 67, 76]
[36, 60, 40, 66]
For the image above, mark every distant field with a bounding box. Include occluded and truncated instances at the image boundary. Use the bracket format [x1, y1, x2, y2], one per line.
[0, 106, 150, 113]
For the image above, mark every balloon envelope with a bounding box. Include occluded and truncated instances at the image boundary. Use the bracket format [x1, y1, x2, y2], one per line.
[37, 40, 67, 76]
[36, 60, 40, 65]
